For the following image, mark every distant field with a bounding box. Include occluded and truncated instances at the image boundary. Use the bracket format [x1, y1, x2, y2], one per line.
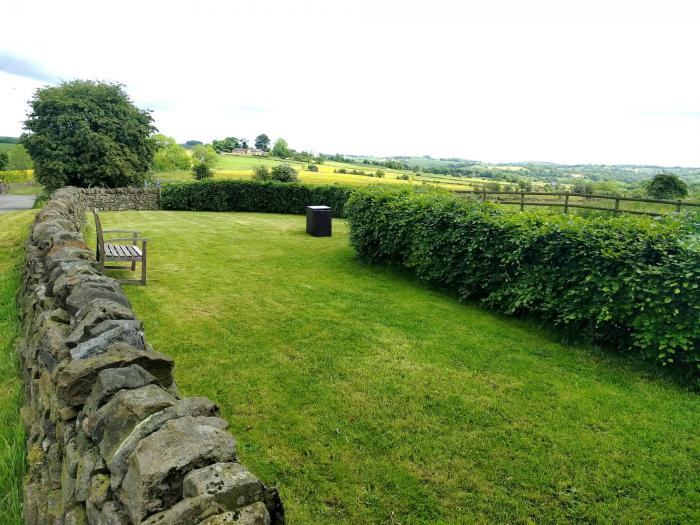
[155, 155, 488, 192]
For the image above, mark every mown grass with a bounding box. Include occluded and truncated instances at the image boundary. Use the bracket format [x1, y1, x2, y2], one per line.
[0, 210, 35, 525]
[91, 210, 700, 525]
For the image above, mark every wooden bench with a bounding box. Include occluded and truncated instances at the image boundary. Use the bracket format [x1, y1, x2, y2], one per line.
[93, 209, 149, 285]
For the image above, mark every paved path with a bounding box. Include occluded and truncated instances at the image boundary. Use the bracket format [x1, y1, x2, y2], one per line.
[0, 194, 35, 213]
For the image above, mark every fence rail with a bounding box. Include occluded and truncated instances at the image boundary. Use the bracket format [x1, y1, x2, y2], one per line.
[454, 190, 700, 216]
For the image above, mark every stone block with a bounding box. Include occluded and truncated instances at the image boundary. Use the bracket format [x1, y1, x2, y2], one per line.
[53, 342, 174, 407]
[83, 384, 176, 461]
[119, 416, 237, 522]
[108, 397, 218, 490]
[183, 462, 264, 511]
[83, 364, 158, 417]
[71, 324, 145, 360]
[198, 502, 271, 525]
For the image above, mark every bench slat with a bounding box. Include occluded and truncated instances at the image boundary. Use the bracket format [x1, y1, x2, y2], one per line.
[105, 243, 142, 260]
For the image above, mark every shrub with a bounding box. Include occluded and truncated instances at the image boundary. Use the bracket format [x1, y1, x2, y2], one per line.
[345, 187, 700, 378]
[252, 165, 271, 181]
[646, 173, 689, 200]
[192, 163, 213, 180]
[161, 179, 354, 217]
[307, 164, 319, 172]
[270, 164, 298, 182]
[397, 173, 410, 180]
[375, 170, 386, 178]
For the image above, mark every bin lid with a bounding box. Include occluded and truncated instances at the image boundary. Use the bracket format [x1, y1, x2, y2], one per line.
[307, 205, 331, 211]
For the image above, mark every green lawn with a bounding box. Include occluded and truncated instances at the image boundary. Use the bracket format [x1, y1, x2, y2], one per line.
[92, 211, 699, 524]
[0, 210, 35, 524]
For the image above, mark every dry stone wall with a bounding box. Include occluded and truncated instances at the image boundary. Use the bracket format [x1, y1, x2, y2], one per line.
[18, 187, 284, 524]
[79, 188, 160, 211]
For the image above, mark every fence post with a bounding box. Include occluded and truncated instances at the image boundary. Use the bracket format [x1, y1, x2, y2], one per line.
[520, 192, 525, 211]
[676, 200, 682, 213]
[482, 191, 487, 202]
[564, 193, 569, 214]
[615, 198, 620, 213]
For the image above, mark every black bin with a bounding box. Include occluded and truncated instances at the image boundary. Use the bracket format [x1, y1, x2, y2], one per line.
[306, 205, 332, 237]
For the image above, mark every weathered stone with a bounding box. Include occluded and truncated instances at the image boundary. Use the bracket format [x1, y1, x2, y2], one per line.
[71, 325, 145, 360]
[120, 416, 238, 522]
[262, 486, 285, 525]
[52, 266, 111, 303]
[75, 446, 106, 503]
[197, 502, 271, 525]
[47, 260, 101, 296]
[65, 281, 131, 314]
[64, 505, 89, 525]
[109, 397, 218, 490]
[100, 501, 130, 524]
[87, 318, 143, 339]
[140, 495, 225, 525]
[45, 488, 64, 524]
[61, 438, 80, 508]
[23, 482, 41, 525]
[46, 441, 62, 490]
[66, 299, 136, 346]
[84, 384, 176, 461]
[83, 364, 158, 417]
[88, 473, 112, 509]
[31, 316, 71, 370]
[183, 462, 264, 511]
[53, 343, 174, 406]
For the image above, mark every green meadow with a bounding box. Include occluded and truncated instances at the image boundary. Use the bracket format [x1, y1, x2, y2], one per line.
[87, 210, 700, 525]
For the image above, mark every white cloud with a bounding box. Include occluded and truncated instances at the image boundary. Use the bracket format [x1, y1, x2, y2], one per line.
[1, 0, 700, 165]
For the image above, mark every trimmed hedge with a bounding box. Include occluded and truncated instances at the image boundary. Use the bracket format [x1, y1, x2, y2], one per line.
[345, 187, 700, 377]
[160, 179, 354, 217]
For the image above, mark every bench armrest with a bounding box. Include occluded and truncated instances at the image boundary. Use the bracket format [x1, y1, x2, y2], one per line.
[102, 229, 141, 234]
[106, 237, 150, 243]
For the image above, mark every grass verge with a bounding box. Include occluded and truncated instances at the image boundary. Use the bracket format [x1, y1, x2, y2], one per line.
[0, 210, 35, 524]
[94, 211, 699, 524]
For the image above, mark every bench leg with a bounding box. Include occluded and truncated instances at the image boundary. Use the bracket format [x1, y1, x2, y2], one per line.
[141, 246, 147, 285]
[131, 233, 137, 271]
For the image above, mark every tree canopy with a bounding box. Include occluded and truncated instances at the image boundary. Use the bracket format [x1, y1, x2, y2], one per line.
[21, 80, 157, 190]
[645, 173, 688, 200]
[0, 150, 8, 170]
[152, 134, 191, 172]
[271, 138, 291, 158]
[191, 144, 218, 180]
[212, 137, 241, 153]
[254, 134, 270, 151]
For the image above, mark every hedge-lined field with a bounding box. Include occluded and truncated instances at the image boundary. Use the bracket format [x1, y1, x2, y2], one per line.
[345, 187, 700, 379]
[100, 210, 700, 524]
[161, 179, 354, 217]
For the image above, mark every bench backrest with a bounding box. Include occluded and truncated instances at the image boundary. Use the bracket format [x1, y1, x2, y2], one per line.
[93, 209, 105, 260]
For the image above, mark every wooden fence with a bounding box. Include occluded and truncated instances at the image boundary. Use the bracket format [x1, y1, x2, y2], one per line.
[454, 190, 700, 216]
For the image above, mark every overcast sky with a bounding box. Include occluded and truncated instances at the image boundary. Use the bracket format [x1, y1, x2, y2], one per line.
[2, 0, 700, 166]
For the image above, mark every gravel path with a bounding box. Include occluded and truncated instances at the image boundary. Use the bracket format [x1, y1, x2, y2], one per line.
[0, 194, 35, 213]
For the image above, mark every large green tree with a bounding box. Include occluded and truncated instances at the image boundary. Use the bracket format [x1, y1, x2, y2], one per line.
[645, 173, 689, 200]
[152, 134, 191, 172]
[21, 80, 157, 190]
[254, 133, 270, 151]
[271, 138, 291, 158]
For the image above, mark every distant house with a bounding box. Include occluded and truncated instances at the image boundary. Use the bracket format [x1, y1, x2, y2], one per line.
[231, 148, 266, 156]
